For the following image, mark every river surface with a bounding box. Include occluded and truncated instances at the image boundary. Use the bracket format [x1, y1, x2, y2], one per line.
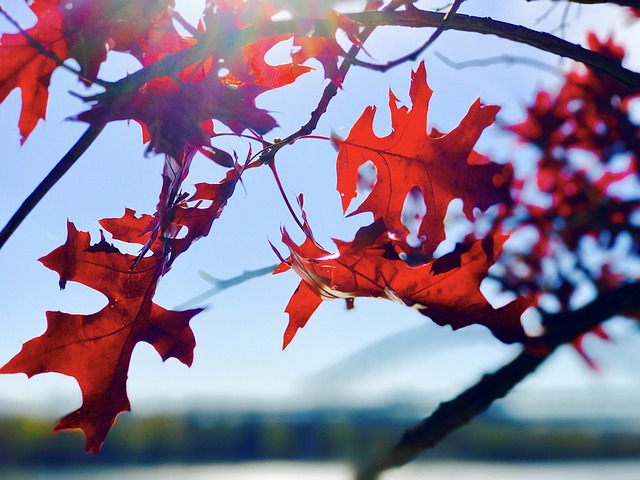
[3, 461, 639, 479]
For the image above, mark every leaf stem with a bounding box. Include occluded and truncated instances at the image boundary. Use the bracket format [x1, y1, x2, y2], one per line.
[267, 159, 307, 235]
[341, 10, 640, 89]
[0, 124, 105, 251]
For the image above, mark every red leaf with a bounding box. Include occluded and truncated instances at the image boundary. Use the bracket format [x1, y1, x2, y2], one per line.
[0, 222, 202, 453]
[279, 221, 531, 347]
[98, 208, 156, 246]
[292, 36, 342, 86]
[61, 0, 175, 81]
[0, 0, 67, 143]
[336, 62, 512, 256]
[282, 280, 323, 349]
[243, 34, 314, 89]
[169, 169, 240, 260]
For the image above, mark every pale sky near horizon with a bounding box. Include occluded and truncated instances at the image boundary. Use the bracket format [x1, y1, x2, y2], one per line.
[0, 0, 639, 420]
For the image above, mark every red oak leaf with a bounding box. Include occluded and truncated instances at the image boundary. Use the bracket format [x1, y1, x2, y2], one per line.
[336, 62, 512, 257]
[101, 164, 240, 270]
[167, 168, 240, 262]
[278, 220, 531, 349]
[0, 0, 67, 143]
[0, 222, 202, 453]
[242, 34, 314, 89]
[98, 208, 156, 247]
[292, 35, 342, 86]
[79, 72, 277, 159]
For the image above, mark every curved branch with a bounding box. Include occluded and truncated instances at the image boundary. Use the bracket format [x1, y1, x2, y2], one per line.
[528, 0, 639, 6]
[357, 280, 640, 479]
[82, 7, 640, 122]
[341, 10, 640, 88]
[0, 124, 105, 250]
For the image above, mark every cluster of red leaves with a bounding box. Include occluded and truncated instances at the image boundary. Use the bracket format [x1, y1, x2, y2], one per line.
[0, 0, 357, 148]
[0, 0, 364, 453]
[0, 167, 238, 453]
[501, 34, 640, 302]
[275, 62, 531, 349]
[2, 0, 639, 457]
[495, 34, 640, 362]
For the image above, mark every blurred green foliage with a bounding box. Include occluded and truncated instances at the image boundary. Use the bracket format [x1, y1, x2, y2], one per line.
[1, 407, 639, 467]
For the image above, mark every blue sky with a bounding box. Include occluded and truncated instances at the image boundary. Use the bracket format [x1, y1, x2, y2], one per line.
[0, 0, 639, 418]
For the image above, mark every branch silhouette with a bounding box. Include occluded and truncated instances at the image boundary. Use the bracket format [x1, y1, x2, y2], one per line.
[357, 281, 640, 479]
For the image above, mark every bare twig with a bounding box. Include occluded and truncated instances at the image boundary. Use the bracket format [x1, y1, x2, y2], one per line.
[434, 50, 563, 76]
[174, 265, 278, 309]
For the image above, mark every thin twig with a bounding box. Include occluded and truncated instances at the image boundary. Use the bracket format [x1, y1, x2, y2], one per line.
[0, 124, 105, 250]
[340, 0, 466, 73]
[267, 159, 307, 235]
[434, 50, 563, 76]
[174, 265, 278, 309]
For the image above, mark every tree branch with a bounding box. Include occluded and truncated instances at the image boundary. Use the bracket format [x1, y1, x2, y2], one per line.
[341, 10, 640, 89]
[527, 0, 639, 7]
[81, 7, 640, 122]
[0, 124, 105, 250]
[357, 280, 640, 479]
[340, 0, 466, 73]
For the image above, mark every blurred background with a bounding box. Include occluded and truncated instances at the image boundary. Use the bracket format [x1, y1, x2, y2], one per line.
[0, 0, 639, 478]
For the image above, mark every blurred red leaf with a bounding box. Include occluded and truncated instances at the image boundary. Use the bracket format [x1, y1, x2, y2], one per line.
[0, 0, 67, 143]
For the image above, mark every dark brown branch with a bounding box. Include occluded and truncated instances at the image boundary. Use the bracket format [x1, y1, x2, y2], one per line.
[357, 280, 640, 479]
[341, 10, 640, 89]
[528, 0, 640, 6]
[0, 124, 105, 250]
[82, 7, 640, 117]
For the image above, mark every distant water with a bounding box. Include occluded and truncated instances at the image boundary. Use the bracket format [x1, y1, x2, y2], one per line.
[3, 461, 640, 480]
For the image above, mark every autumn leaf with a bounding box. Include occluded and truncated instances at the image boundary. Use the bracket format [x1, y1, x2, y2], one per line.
[61, 0, 175, 82]
[335, 62, 512, 257]
[278, 220, 531, 349]
[165, 168, 240, 262]
[0, 0, 67, 143]
[0, 222, 202, 453]
[242, 34, 314, 89]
